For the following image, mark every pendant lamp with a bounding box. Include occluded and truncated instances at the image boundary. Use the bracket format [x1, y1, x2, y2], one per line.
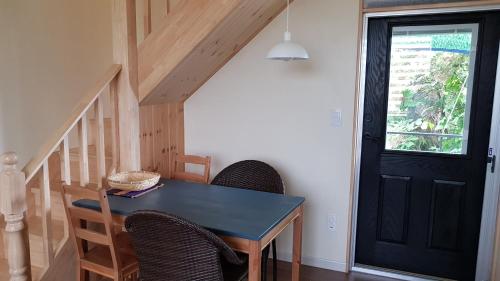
[266, 0, 309, 61]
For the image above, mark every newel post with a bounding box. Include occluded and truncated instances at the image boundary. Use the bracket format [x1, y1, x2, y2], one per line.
[0, 152, 30, 281]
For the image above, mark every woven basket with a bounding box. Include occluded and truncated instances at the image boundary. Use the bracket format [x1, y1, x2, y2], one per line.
[107, 171, 161, 191]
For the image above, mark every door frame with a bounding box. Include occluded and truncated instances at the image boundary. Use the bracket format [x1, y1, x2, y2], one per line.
[349, 5, 500, 280]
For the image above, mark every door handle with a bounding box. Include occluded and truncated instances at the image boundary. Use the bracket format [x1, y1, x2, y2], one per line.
[487, 155, 496, 173]
[363, 133, 380, 142]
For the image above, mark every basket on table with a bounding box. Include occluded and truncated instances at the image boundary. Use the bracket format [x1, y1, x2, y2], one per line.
[107, 171, 160, 191]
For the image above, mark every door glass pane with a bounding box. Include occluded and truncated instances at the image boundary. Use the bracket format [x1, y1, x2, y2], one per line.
[385, 24, 478, 154]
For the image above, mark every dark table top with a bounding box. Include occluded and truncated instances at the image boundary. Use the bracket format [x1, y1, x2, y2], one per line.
[73, 179, 305, 241]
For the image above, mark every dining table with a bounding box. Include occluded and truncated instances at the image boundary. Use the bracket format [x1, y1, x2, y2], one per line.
[73, 178, 305, 281]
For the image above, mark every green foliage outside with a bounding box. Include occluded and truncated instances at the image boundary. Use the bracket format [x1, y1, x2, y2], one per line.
[386, 49, 470, 154]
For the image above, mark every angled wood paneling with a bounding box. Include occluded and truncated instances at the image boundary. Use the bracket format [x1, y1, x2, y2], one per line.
[138, 0, 289, 105]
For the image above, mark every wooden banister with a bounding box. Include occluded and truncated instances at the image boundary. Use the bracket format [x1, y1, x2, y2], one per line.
[6, 63, 123, 280]
[23, 64, 122, 183]
[0, 152, 31, 281]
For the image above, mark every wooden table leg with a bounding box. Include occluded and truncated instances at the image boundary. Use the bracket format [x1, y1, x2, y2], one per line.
[248, 240, 262, 281]
[292, 205, 303, 281]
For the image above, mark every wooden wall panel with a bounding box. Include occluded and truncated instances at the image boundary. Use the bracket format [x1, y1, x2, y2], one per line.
[139, 103, 184, 178]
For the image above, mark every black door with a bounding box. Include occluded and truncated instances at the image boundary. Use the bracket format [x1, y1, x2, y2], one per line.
[355, 12, 500, 280]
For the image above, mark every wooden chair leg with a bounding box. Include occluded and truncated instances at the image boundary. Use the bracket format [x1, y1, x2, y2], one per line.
[77, 268, 86, 281]
[272, 240, 278, 281]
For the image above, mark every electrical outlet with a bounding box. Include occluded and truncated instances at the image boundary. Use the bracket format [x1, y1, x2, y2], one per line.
[328, 213, 336, 232]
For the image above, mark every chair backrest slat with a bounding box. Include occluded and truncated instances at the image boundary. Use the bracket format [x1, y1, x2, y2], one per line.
[173, 171, 206, 184]
[74, 227, 111, 245]
[63, 185, 101, 200]
[173, 154, 211, 184]
[69, 207, 105, 224]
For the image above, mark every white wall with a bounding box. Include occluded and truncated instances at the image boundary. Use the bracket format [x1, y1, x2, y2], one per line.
[0, 0, 113, 167]
[185, 0, 360, 271]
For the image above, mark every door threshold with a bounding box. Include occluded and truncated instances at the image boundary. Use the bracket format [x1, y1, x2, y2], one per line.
[352, 264, 456, 281]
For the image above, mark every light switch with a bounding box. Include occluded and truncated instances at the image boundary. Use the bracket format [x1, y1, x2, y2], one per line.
[330, 110, 342, 128]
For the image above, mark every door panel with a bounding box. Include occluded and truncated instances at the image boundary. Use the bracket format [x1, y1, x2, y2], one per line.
[356, 11, 500, 280]
[377, 175, 411, 244]
[428, 180, 465, 251]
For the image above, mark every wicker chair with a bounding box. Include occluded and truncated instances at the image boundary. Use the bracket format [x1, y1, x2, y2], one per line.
[124, 210, 248, 281]
[211, 160, 284, 281]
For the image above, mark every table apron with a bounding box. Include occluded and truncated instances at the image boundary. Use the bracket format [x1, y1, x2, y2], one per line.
[111, 204, 302, 254]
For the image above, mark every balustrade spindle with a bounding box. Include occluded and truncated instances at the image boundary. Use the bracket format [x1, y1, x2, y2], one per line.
[95, 97, 106, 187]
[78, 113, 90, 186]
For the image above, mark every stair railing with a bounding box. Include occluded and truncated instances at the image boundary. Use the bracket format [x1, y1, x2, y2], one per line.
[1, 64, 122, 280]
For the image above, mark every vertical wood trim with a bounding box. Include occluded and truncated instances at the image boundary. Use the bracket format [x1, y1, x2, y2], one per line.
[112, 0, 141, 172]
[95, 96, 106, 187]
[41, 160, 54, 266]
[144, 0, 152, 36]
[59, 136, 71, 185]
[153, 104, 167, 175]
[347, 0, 364, 271]
[163, 103, 171, 177]
[176, 103, 185, 171]
[151, 105, 158, 172]
[493, 202, 500, 280]
[110, 79, 120, 175]
[139, 105, 154, 171]
[168, 104, 175, 177]
[78, 113, 90, 186]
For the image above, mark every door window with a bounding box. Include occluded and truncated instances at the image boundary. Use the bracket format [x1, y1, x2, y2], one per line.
[385, 24, 478, 154]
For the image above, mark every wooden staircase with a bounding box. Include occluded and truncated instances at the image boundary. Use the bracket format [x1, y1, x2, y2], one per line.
[138, 0, 289, 104]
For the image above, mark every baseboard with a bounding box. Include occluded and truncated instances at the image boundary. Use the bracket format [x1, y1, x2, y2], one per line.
[275, 251, 347, 273]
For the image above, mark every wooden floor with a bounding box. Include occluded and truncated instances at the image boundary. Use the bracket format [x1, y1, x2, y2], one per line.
[265, 261, 397, 281]
[91, 260, 398, 281]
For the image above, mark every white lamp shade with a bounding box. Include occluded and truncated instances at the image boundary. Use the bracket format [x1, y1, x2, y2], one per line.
[266, 32, 309, 61]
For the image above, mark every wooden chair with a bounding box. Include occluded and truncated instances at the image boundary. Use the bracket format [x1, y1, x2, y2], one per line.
[173, 154, 211, 184]
[60, 184, 139, 281]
